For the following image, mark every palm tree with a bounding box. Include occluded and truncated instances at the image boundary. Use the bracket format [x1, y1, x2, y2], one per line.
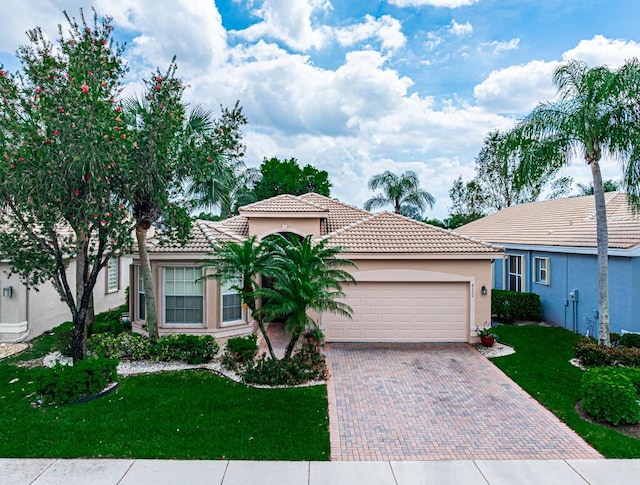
[364, 171, 435, 217]
[204, 236, 279, 358]
[507, 59, 640, 346]
[260, 235, 356, 359]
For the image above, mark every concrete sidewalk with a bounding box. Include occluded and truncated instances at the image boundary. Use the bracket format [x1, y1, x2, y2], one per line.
[3, 458, 640, 484]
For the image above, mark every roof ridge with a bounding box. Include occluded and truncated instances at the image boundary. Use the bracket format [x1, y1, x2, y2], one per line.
[300, 192, 370, 214]
[239, 193, 328, 212]
[197, 219, 246, 244]
[316, 213, 377, 242]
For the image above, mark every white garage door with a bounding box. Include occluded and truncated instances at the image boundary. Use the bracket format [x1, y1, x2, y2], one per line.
[325, 281, 469, 343]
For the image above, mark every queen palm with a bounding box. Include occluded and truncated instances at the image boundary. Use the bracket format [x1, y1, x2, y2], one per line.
[364, 170, 435, 218]
[204, 236, 278, 358]
[508, 59, 640, 346]
[259, 235, 356, 359]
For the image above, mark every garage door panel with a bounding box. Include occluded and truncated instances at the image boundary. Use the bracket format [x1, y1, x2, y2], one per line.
[326, 281, 468, 343]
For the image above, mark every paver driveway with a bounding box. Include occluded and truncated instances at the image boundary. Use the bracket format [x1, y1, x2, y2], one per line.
[325, 343, 602, 461]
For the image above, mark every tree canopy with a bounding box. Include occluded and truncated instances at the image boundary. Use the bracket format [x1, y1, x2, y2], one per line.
[364, 170, 435, 218]
[253, 157, 331, 201]
[0, 10, 133, 360]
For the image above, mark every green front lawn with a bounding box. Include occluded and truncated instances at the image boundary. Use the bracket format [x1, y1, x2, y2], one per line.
[493, 324, 640, 458]
[0, 334, 329, 460]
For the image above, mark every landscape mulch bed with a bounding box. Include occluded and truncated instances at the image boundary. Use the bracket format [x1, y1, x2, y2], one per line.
[575, 401, 640, 441]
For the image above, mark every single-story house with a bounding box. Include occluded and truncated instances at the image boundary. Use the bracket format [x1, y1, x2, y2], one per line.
[457, 192, 640, 335]
[131, 193, 500, 343]
[0, 255, 130, 342]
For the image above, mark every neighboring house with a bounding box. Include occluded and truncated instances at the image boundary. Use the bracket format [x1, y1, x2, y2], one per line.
[457, 192, 640, 336]
[131, 193, 500, 343]
[0, 256, 130, 342]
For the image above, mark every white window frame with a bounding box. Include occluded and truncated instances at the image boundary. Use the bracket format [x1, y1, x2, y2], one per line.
[137, 268, 146, 322]
[221, 279, 244, 326]
[163, 267, 204, 326]
[106, 257, 120, 293]
[534, 257, 550, 285]
[508, 254, 524, 292]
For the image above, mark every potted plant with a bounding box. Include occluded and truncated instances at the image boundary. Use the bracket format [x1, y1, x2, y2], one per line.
[476, 325, 497, 347]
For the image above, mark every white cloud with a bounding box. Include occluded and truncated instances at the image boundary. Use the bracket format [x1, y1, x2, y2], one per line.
[562, 35, 640, 67]
[488, 38, 520, 54]
[474, 60, 558, 114]
[231, 0, 331, 52]
[388, 0, 480, 7]
[449, 19, 473, 36]
[474, 36, 640, 115]
[424, 32, 443, 51]
[334, 15, 406, 51]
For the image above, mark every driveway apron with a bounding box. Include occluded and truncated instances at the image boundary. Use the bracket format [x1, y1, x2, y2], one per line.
[325, 343, 602, 461]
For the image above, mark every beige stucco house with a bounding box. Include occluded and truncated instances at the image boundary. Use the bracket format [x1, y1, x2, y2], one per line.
[130, 193, 501, 343]
[0, 256, 130, 342]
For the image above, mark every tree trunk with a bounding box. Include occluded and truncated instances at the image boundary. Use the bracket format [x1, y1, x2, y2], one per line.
[136, 224, 159, 339]
[256, 318, 276, 359]
[73, 230, 89, 361]
[85, 292, 95, 339]
[284, 329, 302, 359]
[590, 159, 611, 346]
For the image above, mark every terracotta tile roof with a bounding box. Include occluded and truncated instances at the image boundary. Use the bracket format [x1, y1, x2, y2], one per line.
[147, 193, 499, 256]
[457, 192, 640, 249]
[299, 193, 372, 235]
[319, 212, 499, 254]
[148, 220, 244, 253]
[239, 194, 329, 214]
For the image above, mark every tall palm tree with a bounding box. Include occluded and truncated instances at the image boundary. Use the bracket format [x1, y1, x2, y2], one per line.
[508, 59, 640, 346]
[364, 170, 435, 217]
[204, 236, 279, 358]
[260, 235, 356, 359]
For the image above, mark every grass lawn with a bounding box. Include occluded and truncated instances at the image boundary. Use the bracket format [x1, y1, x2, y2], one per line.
[0, 334, 329, 460]
[493, 324, 640, 458]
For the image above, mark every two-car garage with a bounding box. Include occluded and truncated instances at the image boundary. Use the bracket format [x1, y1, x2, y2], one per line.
[325, 279, 470, 343]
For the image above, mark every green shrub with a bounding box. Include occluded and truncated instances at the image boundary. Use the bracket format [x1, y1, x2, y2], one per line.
[574, 338, 640, 368]
[491, 289, 542, 322]
[244, 342, 327, 385]
[52, 321, 74, 357]
[150, 334, 219, 364]
[620, 333, 640, 349]
[88, 333, 151, 360]
[581, 367, 640, 425]
[610, 332, 621, 346]
[35, 357, 119, 405]
[224, 334, 258, 363]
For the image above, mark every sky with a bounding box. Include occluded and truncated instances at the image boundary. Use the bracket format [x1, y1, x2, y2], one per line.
[2, 1, 640, 219]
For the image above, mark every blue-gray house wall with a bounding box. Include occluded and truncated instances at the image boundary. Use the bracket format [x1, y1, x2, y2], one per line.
[492, 250, 640, 335]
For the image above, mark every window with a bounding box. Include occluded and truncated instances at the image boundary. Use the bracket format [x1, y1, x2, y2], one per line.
[137, 269, 145, 321]
[106, 257, 119, 293]
[164, 267, 203, 325]
[508, 255, 523, 292]
[221, 279, 243, 324]
[534, 257, 550, 285]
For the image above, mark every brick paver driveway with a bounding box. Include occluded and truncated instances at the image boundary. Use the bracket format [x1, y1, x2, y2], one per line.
[325, 343, 602, 461]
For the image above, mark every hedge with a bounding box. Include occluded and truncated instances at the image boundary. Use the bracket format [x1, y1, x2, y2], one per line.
[492, 289, 542, 322]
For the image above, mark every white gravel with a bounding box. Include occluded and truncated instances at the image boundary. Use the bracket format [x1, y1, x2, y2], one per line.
[0, 343, 29, 359]
[475, 342, 515, 358]
[40, 352, 324, 388]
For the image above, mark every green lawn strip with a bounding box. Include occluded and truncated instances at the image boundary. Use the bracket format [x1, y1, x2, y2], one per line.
[0, 342, 329, 460]
[493, 324, 640, 458]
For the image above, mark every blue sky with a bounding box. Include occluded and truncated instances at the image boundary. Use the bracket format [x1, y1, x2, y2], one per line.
[2, 1, 640, 218]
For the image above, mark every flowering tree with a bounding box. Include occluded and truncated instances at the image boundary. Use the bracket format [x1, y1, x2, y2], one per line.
[0, 10, 133, 361]
[122, 61, 246, 338]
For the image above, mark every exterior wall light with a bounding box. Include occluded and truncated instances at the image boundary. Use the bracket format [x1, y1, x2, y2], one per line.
[481, 285, 488, 296]
[3, 285, 13, 298]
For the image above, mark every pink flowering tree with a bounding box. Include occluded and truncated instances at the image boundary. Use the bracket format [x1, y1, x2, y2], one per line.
[0, 10, 133, 361]
[121, 60, 246, 338]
